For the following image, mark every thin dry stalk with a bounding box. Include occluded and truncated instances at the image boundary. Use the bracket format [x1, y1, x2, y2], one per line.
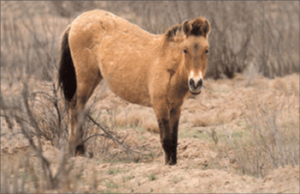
[222, 91, 299, 177]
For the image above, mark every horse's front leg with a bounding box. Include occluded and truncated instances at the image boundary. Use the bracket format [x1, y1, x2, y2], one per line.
[169, 107, 181, 164]
[153, 102, 179, 165]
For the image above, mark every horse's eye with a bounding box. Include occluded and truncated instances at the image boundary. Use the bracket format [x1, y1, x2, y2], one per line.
[183, 49, 187, 54]
[205, 50, 209, 54]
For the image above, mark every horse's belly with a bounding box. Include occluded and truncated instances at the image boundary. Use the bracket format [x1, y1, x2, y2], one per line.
[99, 60, 151, 106]
[106, 76, 152, 107]
[99, 60, 152, 106]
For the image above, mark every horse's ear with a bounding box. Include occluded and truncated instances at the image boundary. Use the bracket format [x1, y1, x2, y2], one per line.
[182, 20, 191, 35]
[190, 18, 211, 38]
[202, 20, 211, 37]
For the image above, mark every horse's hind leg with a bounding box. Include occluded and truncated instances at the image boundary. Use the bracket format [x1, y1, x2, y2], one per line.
[68, 58, 102, 156]
[68, 80, 102, 156]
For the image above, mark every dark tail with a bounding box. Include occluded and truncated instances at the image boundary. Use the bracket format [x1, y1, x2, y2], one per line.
[58, 26, 77, 102]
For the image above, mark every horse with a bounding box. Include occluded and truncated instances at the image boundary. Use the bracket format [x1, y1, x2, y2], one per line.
[58, 10, 210, 165]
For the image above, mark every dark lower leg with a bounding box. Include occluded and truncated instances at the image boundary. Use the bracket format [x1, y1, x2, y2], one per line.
[158, 118, 177, 165]
[162, 139, 177, 165]
[167, 108, 180, 165]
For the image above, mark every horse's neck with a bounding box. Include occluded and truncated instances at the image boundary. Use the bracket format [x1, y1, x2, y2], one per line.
[162, 40, 189, 91]
[165, 58, 188, 100]
[175, 62, 189, 90]
[156, 37, 189, 95]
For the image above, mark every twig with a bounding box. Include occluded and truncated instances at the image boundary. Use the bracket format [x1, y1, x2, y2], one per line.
[87, 114, 142, 155]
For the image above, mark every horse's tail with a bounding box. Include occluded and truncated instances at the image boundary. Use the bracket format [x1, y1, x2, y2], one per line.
[58, 25, 77, 103]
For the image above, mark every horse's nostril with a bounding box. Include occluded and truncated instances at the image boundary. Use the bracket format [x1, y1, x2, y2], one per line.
[189, 79, 195, 88]
[197, 79, 203, 88]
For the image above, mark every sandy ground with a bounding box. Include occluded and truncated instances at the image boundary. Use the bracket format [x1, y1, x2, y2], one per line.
[1, 73, 299, 193]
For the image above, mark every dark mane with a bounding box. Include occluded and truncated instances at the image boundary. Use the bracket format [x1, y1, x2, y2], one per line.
[165, 24, 183, 40]
[165, 17, 210, 40]
[189, 17, 210, 37]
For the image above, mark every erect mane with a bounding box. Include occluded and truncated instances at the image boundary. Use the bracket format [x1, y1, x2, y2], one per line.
[165, 24, 184, 40]
[165, 17, 210, 41]
[189, 17, 210, 37]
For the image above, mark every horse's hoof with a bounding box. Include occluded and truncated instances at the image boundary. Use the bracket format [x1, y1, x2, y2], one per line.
[75, 144, 86, 156]
[165, 159, 177, 165]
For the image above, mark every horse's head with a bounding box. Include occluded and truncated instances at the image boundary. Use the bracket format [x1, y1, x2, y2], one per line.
[180, 18, 210, 95]
[182, 18, 210, 94]
[165, 18, 210, 94]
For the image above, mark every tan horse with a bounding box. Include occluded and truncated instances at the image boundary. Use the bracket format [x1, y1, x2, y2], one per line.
[58, 10, 210, 165]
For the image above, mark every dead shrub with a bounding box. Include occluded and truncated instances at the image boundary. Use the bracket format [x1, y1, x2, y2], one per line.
[221, 91, 299, 178]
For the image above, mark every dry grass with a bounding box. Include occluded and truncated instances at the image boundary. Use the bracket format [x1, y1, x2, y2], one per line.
[141, 119, 159, 134]
[217, 88, 299, 178]
[192, 115, 212, 127]
[113, 109, 158, 133]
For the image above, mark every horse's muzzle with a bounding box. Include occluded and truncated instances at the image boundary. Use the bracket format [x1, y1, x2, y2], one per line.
[188, 78, 203, 95]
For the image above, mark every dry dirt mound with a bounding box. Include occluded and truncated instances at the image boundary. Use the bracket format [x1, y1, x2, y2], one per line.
[1, 73, 299, 193]
[4, 139, 297, 193]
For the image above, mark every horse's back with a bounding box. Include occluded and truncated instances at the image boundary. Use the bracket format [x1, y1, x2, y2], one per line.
[69, 10, 122, 50]
[69, 10, 153, 43]
[68, 10, 162, 107]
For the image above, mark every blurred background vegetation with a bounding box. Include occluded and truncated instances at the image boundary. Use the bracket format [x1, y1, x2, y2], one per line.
[1, 1, 299, 81]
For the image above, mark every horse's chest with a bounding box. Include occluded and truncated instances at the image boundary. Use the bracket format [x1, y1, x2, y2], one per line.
[167, 83, 189, 108]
